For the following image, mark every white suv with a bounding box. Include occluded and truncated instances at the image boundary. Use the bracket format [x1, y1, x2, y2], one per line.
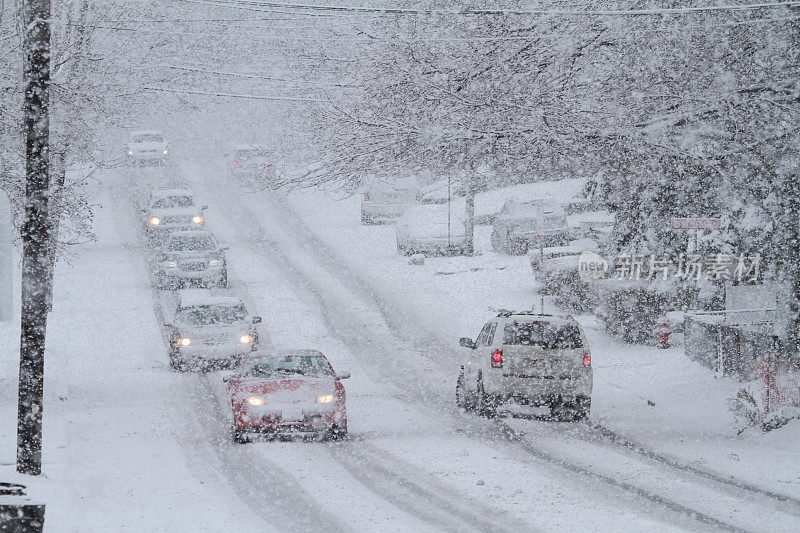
[456, 311, 592, 420]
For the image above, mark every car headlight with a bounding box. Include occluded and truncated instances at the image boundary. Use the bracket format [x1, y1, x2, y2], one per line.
[239, 334, 253, 344]
[246, 397, 265, 406]
[162, 149, 169, 155]
[208, 259, 221, 266]
[316, 395, 334, 404]
[192, 215, 204, 224]
[127, 150, 133, 155]
[177, 337, 191, 346]
[164, 261, 178, 268]
[149, 217, 160, 226]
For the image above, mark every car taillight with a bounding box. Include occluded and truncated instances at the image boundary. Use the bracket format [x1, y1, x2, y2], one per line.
[363, 192, 370, 201]
[232, 161, 238, 165]
[491, 349, 503, 368]
[583, 354, 591, 367]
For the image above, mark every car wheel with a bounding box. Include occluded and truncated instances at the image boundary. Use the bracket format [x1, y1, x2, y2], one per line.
[575, 396, 591, 421]
[168, 348, 184, 372]
[233, 428, 251, 444]
[476, 373, 496, 419]
[329, 423, 348, 440]
[456, 371, 474, 411]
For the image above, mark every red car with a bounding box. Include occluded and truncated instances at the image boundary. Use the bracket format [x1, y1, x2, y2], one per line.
[225, 349, 349, 443]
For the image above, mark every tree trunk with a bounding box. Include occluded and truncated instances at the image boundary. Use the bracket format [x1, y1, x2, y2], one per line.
[464, 174, 475, 256]
[17, 0, 51, 476]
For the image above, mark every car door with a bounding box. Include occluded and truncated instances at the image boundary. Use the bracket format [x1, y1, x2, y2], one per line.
[466, 321, 498, 390]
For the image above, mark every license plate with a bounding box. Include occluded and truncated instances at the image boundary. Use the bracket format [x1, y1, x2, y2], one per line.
[281, 409, 304, 422]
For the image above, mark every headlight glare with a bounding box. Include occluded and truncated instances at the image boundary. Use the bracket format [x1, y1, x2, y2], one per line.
[239, 334, 254, 344]
[149, 217, 160, 225]
[316, 395, 334, 404]
[246, 397, 265, 406]
[177, 337, 191, 346]
[163, 149, 168, 155]
[192, 215, 204, 224]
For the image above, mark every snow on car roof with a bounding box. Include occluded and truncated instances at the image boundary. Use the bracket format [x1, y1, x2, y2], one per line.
[151, 187, 194, 197]
[177, 289, 244, 309]
[131, 129, 164, 136]
[168, 229, 213, 238]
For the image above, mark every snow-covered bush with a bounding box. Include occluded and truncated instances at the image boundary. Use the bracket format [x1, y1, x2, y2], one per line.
[540, 269, 598, 313]
[595, 281, 673, 344]
[729, 383, 800, 434]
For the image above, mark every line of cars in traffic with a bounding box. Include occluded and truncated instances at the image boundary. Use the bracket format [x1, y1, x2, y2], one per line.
[135, 171, 349, 442]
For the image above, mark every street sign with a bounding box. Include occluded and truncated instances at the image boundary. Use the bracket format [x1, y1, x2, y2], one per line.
[670, 217, 722, 230]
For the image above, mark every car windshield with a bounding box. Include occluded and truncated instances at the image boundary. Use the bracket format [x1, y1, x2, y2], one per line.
[166, 234, 215, 251]
[152, 195, 194, 209]
[175, 304, 246, 325]
[503, 321, 583, 349]
[243, 355, 333, 378]
[132, 133, 163, 143]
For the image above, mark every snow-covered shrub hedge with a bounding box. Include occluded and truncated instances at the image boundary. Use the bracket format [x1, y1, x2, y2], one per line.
[594, 281, 674, 344]
[540, 269, 598, 313]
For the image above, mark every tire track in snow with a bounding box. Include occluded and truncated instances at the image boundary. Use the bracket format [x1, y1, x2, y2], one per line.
[189, 163, 534, 533]
[247, 188, 796, 532]
[191, 164, 751, 532]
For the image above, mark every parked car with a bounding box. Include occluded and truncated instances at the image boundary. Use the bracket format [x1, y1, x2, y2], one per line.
[164, 290, 261, 371]
[456, 310, 592, 420]
[224, 349, 349, 443]
[228, 145, 275, 183]
[126, 130, 169, 164]
[491, 198, 569, 254]
[144, 187, 208, 241]
[396, 203, 470, 256]
[528, 238, 600, 272]
[360, 180, 421, 225]
[156, 230, 228, 289]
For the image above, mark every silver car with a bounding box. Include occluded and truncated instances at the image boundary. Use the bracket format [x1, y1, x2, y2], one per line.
[456, 310, 592, 420]
[361, 180, 420, 225]
[156, 231, 227, 289]
[164, 290, 261, 371]
[144, 187, 207, 241]
[126, 130, 169, 164]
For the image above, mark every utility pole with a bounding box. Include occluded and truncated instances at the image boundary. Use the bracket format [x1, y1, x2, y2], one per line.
[17, 0, 52, 476]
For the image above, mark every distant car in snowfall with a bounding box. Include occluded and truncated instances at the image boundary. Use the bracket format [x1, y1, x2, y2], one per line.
[126, 130, 169, 164]
[164, 290, 262, 371]
[456, 310, 592, 420]
[228, 145, 276, 183]
[396, 203, 470, 256]
[156, 230, 228, 289]
[224, 349, 349, 443]
[144, 187, 208, 239]
[360, 180, 421, 225]
[491, 198, 569, 254]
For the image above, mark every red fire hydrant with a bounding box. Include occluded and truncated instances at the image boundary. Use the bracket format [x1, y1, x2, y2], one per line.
[654, 322, 672, 349]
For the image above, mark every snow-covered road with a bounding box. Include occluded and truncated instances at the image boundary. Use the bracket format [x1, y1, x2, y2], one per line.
[2, 159, 799, 531]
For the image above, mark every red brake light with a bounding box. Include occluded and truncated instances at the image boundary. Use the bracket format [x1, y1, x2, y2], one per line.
[232, 161, 238, 165]
[491, 349, 503, 368]
[583, 354, 591, 367]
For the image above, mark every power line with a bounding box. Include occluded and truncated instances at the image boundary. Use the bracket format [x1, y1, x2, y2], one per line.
[141, 85, 323, 101]
[170, 0, 800, 17]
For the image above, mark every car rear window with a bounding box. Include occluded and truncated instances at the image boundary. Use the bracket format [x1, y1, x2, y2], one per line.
[243, 355, 333, 378]
[502, 321, 583, 349]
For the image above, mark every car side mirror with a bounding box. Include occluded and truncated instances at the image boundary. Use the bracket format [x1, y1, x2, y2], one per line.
[459, 337, 476, 349]
[201, 205, 209, 211]
[337, 371, 351, 380]
[252, 316, 262, 324]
